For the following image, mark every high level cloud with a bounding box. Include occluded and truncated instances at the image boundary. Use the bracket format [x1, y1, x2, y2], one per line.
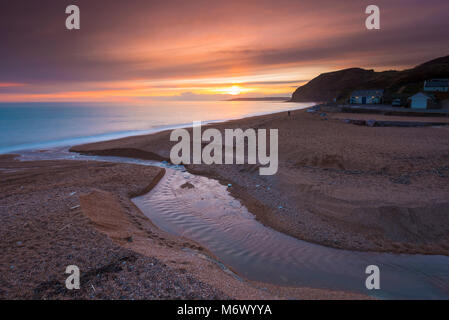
[1, 0, 448, 101]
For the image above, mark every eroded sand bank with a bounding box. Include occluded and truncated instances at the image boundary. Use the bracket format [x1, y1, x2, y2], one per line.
[0, 154, 365, 299]
[71, 108, 449, 255]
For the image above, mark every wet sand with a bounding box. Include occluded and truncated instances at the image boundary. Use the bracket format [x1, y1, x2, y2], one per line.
[0, 154, 366, 299]
[71, 108, 449, 256]
[132, 167, 449, 299]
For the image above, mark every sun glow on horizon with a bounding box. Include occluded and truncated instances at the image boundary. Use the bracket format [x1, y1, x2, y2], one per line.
[0, 74, 309, 102]
[213, 85, 253, 96]
[227, 85, 242, 95]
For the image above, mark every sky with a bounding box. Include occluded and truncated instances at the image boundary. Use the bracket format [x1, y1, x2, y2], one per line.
[1, 0, 448, 102]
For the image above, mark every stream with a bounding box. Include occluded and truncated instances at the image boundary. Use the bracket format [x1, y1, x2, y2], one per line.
[17, 148, 449, 299]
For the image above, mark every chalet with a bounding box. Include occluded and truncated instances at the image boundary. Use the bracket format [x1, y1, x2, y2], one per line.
[423, 79, 449, 92]
[349, 90, 384, 104]
[408, 92, 432, 109]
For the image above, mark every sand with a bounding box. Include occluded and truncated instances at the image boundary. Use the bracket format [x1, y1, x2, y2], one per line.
[71, 108, 449, 256]
[0, 154, 366, 299]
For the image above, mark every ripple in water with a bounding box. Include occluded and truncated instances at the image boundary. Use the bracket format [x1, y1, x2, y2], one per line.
[16, 148, 449, 299]
[133, 169, 449, 299]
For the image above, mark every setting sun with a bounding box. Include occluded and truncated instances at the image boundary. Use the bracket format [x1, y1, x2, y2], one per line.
[227, 85, 242, 95]
[212, 85, 254, 96]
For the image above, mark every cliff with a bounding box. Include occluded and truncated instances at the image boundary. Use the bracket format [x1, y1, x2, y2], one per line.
[291, 55, 449, 103]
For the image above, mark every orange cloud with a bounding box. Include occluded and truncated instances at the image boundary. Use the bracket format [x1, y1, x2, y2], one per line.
[1, 1, 448, 102]
[0, 83, 26, 87]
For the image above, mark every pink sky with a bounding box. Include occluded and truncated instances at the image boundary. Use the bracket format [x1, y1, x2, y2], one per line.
[1, 0, 448, 102]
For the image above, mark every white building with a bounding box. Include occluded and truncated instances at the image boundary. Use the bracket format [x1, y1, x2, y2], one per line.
[408, 92, 431, 109]
[424, 79, 449, 92]
[349, 90, 384, 104]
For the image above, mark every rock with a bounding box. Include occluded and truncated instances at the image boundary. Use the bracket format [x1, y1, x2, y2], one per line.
[391, 175, 411, 185]
[366, 120, 377, 127]
[180, 182, 194, 189]
[351, 120, 366, 126]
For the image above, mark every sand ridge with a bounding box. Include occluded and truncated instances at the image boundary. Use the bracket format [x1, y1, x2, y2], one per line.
[0, 155, 367, 299]
[72, 108, 449, 255]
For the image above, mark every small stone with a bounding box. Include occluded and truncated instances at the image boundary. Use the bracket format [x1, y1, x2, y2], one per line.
[366, 120, 377, 127]
[181, 182, 194, 189]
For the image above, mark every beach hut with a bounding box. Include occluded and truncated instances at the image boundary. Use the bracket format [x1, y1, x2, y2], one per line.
[349, 90, 384, 104]
[423, 79, 449, 92]
[408, 92, 431, 109]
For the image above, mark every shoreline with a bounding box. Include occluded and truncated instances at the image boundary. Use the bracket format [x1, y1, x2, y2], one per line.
[3, 105, 448, 299]
[0, 154, 367, 299]
[70, 107, 449, 256]
[0, 102, 314, 155]
[3, 103, 449, 298]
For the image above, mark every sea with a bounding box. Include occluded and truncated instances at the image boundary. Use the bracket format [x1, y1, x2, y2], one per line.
[0, 100, 313, 154]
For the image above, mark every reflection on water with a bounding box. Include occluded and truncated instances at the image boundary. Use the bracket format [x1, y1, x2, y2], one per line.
[133, 169, 449, 300]
[17, 148, 449, 299]
[0, 101, 312, 154]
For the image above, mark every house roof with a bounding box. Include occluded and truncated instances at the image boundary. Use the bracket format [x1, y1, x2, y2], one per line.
[408, 92, 431, 100]
[350, 90, 384, 97]
[424, 79, 449, 88]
